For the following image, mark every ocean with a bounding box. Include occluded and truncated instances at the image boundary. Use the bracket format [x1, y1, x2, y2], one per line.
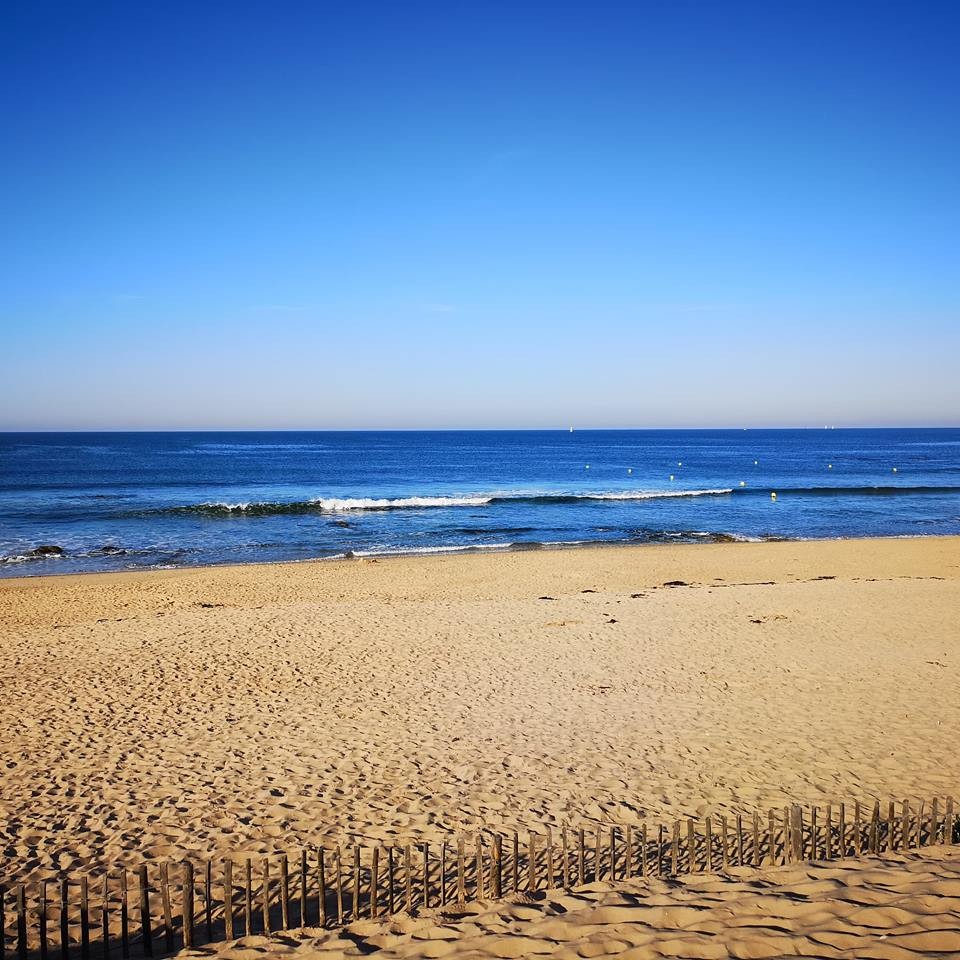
[1, 429, 958, 577]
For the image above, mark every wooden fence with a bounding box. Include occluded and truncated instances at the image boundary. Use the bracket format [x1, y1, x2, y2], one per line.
[1, 795, 956, 959]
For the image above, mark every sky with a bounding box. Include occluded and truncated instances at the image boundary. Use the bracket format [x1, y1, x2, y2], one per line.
[1, 0, 958, 430]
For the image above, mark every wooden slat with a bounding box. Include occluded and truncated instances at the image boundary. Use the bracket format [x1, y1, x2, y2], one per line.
[100, 874, 109, 960]
[512, 832, 520, 895]
[404, 845, 412, 913]
[826, 805, 833, 859]
[60, 870, 69, 960]
[493, 835, 502, 899]
[280, 855, 290, 931]
[561, 828, 569, 889]
[260, 857, 270, 936]
[205, 860, 212, 941]
[136, 866, 152, 959]
[931, 798, 940, 846]
[687, 821, 696, 873]
[334, 848, 343, 926]
[475, 834, 484, 900]
[607, 827, 616, 882]
[577, 829, 585, 885]
[545, 829, 554, 890]
[440, 843, 447, 907]
[223, 860, 234, 941]
[39, 880, 48, 960]
[119, 870, 128, 960]
[671, 822, 680, 876]
[387, 847, 395, 915]
[158, 864, 173, 954]
[244, 859, 253, 936]
[16, 884, 26, 960]
[946, 796, 955, 845]
[838, 803, 846, 859]
[317, 850, 327, 927]
[80, 876, 89, 960]
[371, 848, 379, 919]
[528, 833, 538, 891]
[704, 818, 713, 872]
[300, 851, 308, 928]
[422, 843, 430, 910]
[854, 801, 862, 856]
[352, 848, 360, 923]
[767, 810, 775, 866]
[736, 815, 744, 867]
[641, 823, 648, 877]
[720, 817, 729, 870]
[752, 812, 760, 867]
[902, 800, 911, 850]
[183, 862, 195, 949]
[457, 839, 465, 906]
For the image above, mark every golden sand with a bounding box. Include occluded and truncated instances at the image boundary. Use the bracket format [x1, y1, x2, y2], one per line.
[2, 536, 959, 957]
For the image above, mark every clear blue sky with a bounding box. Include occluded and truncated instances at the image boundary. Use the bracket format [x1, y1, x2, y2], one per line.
[2, 0, 958, 429]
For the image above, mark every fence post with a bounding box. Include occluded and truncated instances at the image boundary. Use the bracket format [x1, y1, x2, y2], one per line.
[404, 845, 412, 913]
[260, 858, 270, 935]
[223, 859, 233, 941]
[39, 880, 48, 960]
[16, 884, 26, 960]
[475, 834, 484, 900]
[422, 843, 430, 910]
[299, 851, 308, 928]
[334, 848, 343, 926]
[387, 846, 395, 915]
[79, 876, 89, 960]
[577, 829, 586, 885]
[352, 848, 360, 922]
[317, 850, 327, 927]
[60, 871, 70, 960]
[119, 869, 128, 960]
[101, 875, 110, 960]
[158, 864, 173, 954]
[182, 862, 194, 950]
[528, 833, 537, 891]
[136, 866, 152, 958]
[244, 859, 252, 936]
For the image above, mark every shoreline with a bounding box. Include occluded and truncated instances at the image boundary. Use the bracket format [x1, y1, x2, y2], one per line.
[2, 529, 959, 586]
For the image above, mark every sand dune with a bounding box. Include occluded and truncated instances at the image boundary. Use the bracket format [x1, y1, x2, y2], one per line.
[169, 848, 960, 959]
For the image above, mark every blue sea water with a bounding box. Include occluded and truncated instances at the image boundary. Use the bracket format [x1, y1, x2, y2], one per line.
[1, 429, 959, 577]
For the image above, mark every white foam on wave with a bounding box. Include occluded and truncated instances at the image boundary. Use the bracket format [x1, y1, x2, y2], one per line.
[351, 542, 509, 557]
[310, 495, 493, 511]
[577, 488, 733, 501]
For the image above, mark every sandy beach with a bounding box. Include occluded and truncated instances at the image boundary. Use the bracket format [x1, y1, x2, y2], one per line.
[2, 536, 959, 956]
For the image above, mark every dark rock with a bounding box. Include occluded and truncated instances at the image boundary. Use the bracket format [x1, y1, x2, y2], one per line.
[30, 545, 64, 557]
